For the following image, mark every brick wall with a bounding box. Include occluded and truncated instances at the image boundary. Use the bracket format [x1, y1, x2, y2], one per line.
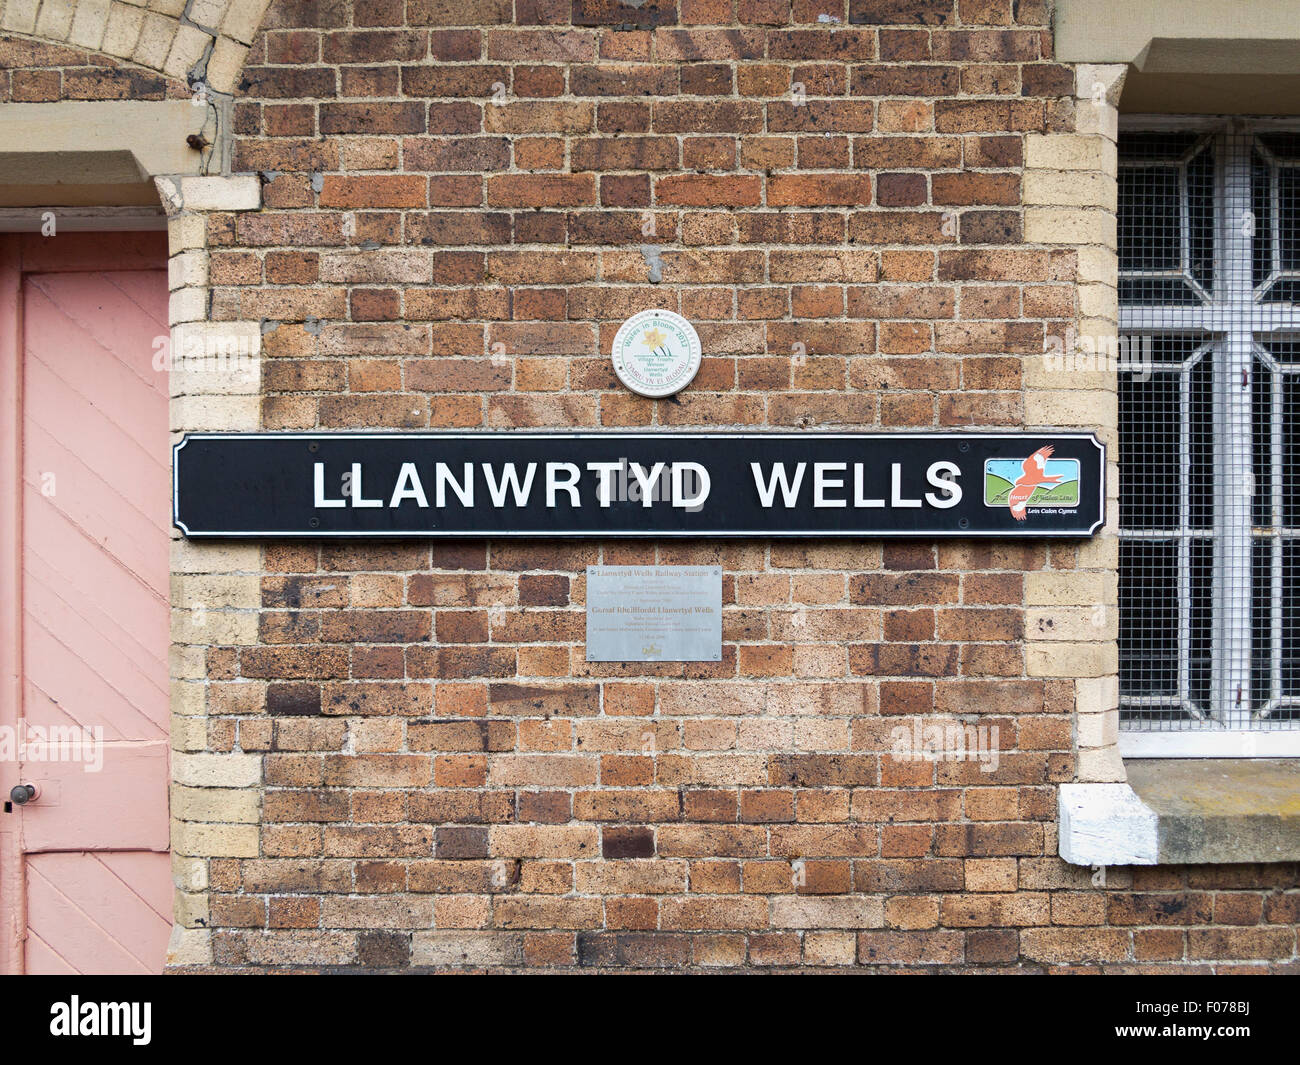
[0, 35, 189, 99]
[6, 0, 1300, 971]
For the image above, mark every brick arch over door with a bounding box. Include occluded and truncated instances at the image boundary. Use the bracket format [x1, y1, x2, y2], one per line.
[0, 0, 275, 94]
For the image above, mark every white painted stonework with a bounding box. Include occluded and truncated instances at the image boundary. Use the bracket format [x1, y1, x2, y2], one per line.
[1058, 783, 1159, 865]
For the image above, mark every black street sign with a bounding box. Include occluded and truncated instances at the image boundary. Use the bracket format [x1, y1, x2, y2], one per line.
[173, 431, 1106, 539]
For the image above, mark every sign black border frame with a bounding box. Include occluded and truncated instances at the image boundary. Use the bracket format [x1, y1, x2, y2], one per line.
[173, 430, 1107, 539]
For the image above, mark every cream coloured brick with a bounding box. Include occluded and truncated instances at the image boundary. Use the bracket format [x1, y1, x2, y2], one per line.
[1076, 745, 1126, 783]
[170, 318, 261, 349]
[102, 2, 145, 58]
[1077, 710, 1119, 749]
[1026, 641, 1118, 678]
[179, 174, 261, 212]
[1025, 133, 1116, 175]
[1077, 245, 1118, 286]
[1076, 674, 1120, 715]
[1075, 64, 1127, 106]
[353, 718, 404, 752]
[1027, 605, 1117, 641]
[67, 0, 110, 46]
[171, 681, 207, 720]
[320, 250, 432, 284]
[1075, 103, 1118, 142]
[164, 23, 213, 81]
[170, 714, 207, 750]
[170, 642, 207, 680]
[165, 926, 212, 966]
[34, 0, 76, 39]
[172, 853, 208, 893]
[1077, 317, 1118, 343]
[172, 784, 261, 823]
[168, 321, 261, 396]
[171, 393, 261, 430]
[171, 573, 261, 609]
[154, 176, 185, 215]
[167, 212, 207, 254]
[222, 0, 268, 43]
[170, 357, 261, 396]
[169, 286, 208, 325]
[1078, 282, 1117, 323]
[1, 0, 38, 33]
[186, 0, 225, 30]
[150, 0, 188, 15]
[173, 821, 259, 857]
[173, 752, 262, 788]
[133, 10, 175, 67]
[1025, 207, 1116, 247]
[1024, 169, 1115, 210]
[169, 249, 209, 290]
[170, 606, 258, 645]
[1101, 494, 1119, 532]
[1026, 570, 1116, 607]
[412, 932, 523, 967]
[169, 538, 259, 574]
[804, 931, 856, 966]
[771, 896, 883, 929]
[174, 890, 210, 928]
[1074, 531, 1120, 569]
[1026, 350, 1115, 391]
[170, 362, 261, 397]
[205, 36, 250, 94]
[1024, 388, 1116, 429]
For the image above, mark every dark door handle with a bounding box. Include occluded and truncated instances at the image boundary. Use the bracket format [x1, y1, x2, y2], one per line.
[9, 783, 37, 805]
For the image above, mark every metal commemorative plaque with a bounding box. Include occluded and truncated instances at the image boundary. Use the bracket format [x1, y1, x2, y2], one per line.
[172, 431, 1106, 539]
[585, 566, 722, 662]
[610, 309, 702, 398]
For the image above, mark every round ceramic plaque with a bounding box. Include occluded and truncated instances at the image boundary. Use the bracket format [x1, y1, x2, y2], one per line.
[610, 309, 702, 398]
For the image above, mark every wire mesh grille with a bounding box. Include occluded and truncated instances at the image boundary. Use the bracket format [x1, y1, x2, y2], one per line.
[1119, 121, 1300, 733]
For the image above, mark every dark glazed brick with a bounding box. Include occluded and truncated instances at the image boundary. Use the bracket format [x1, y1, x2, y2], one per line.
[267, 683, 323, 716]
[961, 210, 1023, 244]
[436, 826, 490, 858]
[357, 931, 412, 968]
[572, 0, 678, 27]
[603, 826, 655, 858]
[849, 0, 956, 25]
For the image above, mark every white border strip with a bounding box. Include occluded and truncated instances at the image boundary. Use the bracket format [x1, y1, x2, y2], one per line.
[1119, 730, 1300, 758]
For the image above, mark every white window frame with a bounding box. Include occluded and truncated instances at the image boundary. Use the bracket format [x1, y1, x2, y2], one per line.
[1117, 115, 1300, 758]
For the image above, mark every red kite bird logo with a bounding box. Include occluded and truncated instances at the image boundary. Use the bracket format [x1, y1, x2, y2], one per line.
[1007, 446, 1063, 521]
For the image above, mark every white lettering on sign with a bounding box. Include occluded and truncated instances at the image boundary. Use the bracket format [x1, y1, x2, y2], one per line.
[310, 460, 962, 512]
[312, 459, 719, 510]
[750, 461, 962, 510]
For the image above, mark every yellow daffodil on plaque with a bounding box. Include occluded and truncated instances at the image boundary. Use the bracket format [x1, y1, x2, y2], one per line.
[610, 309, 702, 398]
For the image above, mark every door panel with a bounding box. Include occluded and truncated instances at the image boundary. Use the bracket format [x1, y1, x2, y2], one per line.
[25, 851, 171, 975]
[0, 232, 171, 974]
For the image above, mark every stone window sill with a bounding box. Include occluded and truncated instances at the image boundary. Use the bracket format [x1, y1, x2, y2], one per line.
[1059, 759, 1300, 865]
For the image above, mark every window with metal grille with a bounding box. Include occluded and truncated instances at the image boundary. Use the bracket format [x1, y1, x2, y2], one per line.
[1118, 119, 1300, 757]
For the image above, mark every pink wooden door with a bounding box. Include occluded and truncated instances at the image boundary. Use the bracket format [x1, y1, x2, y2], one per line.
[0, 233, 172, 974]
